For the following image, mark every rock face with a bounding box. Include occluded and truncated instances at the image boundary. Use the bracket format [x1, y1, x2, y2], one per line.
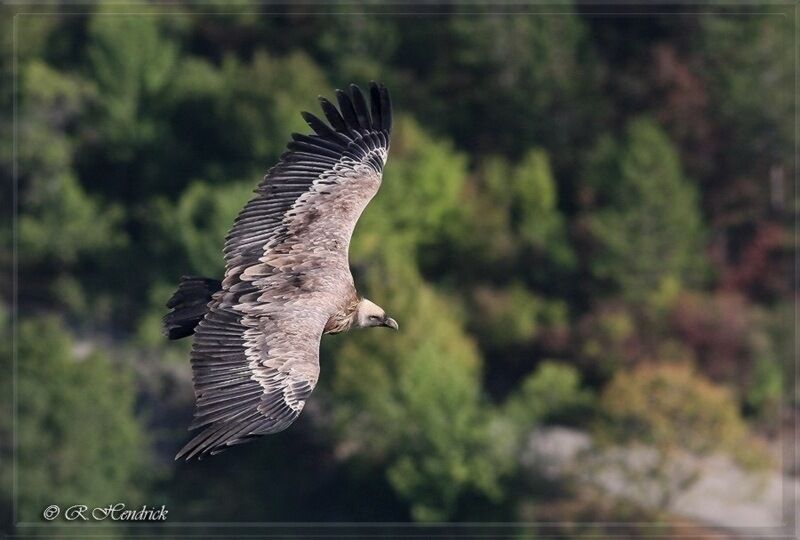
[523, 427, 795, 529]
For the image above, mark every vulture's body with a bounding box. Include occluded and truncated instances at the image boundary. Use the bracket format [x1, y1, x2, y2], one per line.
[164, 83, 396, 460]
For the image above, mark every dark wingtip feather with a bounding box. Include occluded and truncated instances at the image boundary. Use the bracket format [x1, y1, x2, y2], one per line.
[369, 81, 382, 131]
[301, 111, 349, 146]
[380, 84, 392, 132]
[300, 111, 325, 133]
[289, 83, 390, 160]
[335, 88, 359, 130]
[318, 96, 347, 132]
[349, 83, 371, 130]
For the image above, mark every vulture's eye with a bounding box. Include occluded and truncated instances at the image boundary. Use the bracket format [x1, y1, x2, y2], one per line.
[369, 315, 380, 321]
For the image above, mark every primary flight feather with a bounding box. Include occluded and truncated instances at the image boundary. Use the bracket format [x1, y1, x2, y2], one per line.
[164, 82, 396, 461]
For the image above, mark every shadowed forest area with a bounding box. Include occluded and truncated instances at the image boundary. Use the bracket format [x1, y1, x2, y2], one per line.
[0, 2, 795, 537]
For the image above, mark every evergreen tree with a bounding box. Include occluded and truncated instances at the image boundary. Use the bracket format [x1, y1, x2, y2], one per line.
[582, 117, 706, 305]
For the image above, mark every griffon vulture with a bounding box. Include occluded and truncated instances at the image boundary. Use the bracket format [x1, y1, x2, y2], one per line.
[164, 82, 396, 460]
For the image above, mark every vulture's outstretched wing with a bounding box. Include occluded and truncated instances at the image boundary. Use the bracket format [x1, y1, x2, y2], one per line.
[176, 83, 392, 460]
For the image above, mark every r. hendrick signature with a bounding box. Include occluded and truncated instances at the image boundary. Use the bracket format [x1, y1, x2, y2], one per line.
[43, 503, 168, 521]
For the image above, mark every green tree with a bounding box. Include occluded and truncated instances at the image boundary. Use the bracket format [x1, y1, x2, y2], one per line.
[215, 50, 330, 179]
[17, 60, 126, 319]
[481, 149, 576, 278]
[583, 118, 706, 305]
[152, 179, 254, 278]
[147, 49, 330, 196]
[745, 301, 794, 423]
[696, 13, 793, 174]
[0, 317, 149, 522]
[394, 8, 606, 166]
[469, 284, 567, 351]
[330, 131, 514, 518]
[313, 12, 400, 86]
[504, 361, 593, 430]
[351, 115, 469, 261]
[329, 261, 512, 521]
[86, 7, 178, 158]
[18, 61, 124, 263]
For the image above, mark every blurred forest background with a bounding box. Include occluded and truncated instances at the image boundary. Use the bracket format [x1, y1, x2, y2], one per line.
[0, 2, 796, 537]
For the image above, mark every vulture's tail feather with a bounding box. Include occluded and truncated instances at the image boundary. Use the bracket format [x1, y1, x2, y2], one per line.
[163, 276, 222, 340]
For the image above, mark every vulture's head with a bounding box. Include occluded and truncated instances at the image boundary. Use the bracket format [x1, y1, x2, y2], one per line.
[355, 298, 398, 330]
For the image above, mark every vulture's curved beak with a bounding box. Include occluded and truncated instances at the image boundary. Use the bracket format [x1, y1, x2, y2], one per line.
[383, 317, 399, 330]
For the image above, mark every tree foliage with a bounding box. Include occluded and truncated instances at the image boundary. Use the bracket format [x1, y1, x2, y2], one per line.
[583, 117, 706, 304]
[330, 245, 510, 521]
[2, 317, 148, 522]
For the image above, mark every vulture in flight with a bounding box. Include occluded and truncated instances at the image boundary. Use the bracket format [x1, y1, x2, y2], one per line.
[164, 82, 396, 461]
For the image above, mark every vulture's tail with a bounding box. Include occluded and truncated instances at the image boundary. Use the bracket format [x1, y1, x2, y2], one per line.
[163, 276, 222, 340]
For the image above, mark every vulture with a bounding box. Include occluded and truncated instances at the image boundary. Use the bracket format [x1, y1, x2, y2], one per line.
[164, 82, 396, 461]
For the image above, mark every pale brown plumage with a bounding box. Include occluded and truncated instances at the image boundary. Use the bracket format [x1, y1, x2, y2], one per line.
[165, 83, 395, 460]
[323, 296, 361, 334]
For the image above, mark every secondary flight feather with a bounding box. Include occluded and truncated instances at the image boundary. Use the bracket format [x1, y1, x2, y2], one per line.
[164, 82, 397, 461]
